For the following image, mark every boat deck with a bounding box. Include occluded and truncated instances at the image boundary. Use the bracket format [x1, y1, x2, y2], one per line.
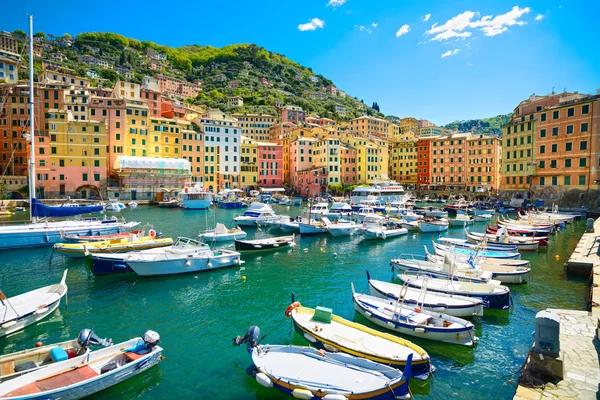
[3, 365, 98, 397]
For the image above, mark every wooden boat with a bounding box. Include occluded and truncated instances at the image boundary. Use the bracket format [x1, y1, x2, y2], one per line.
[486, 225, 549, 238]
[367, 272, 483, 317]
[0, 329, 111, 383]
[53, 234, 173, 259]
[233, 326, 412, 400]
[433, 242, 521, 260]
[497, 218, 554, 234]
[64, 230, 143, 243]
[438, 237, 519, 252]
[198, 223, 247, 242]
[0, 270, 68, 338]
[466, 230, 542, 250]
[425, 254, 531, 284]
[391, 255, 496, 284]
[352, 288, 478, 347]
[424, 246, 530, 267]
[234, 235, 295, 252]
[419, 218, 448, 233]
[397, 274, 511, 310]
[0, 332, 162, 399]
[286, 301, 432, 379]
[474, 213, 493, 222]
[448, 213, 474, 227]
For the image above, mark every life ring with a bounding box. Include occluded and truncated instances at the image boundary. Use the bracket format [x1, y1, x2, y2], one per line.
[285, 301, 302, 317]
[149, 229, 157, 238]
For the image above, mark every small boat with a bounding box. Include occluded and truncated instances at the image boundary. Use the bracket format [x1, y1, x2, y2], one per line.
[31, 199, 103, 217]
[277, 216, 300, 233]
[0, 329, 112, 383]
[360, 217, 408, 240]
[298, 218, 329, 235]
[217, 190, 244, 209]
[448, 213, 474, 227]
[324, 202, 352, 220]
[128, 201, 138, 208]
[14, 207, 26, 212]
[158, 199, 179, 208]
[64, 230, 143, 243]
[473, 208, 496, 216]
[397, 274, 511, 310]
[425, 208, 448, 218]
[433, 242, 521, 260]
[486, 225, 549, 238]
[0, 270, 68, 338]
[104, 203, 121, 212]
[326, 219, 360, 237]
[53, 232, 173, 259]
[113, 237, 242, 277]
[286, 300, 433, 379]
[400, 210, 421, 222]
[466, 230, 541, 251]
[366, 271, 483, 317]
[401, 220, 420, 231]
[391, 254, 496, 284]
[424, 246, 530, 267]
[234, 235, 295, 252]
[474, 213, 493, 222]
[233, 326, 412, 400]
[437, 237, 519, 252]
[0, 331, 162, 399]
[288, 197, 302, 206]
[233, 202, 280, 227]
[419, 218, 449, 233]
[425, 254, 531, 284]
[352, 287, 478, 347]
[198, 223, 247, 242]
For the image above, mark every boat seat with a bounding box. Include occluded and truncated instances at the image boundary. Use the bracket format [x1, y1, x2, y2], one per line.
[0, 360, 15, 375]
[3, 365, 99, 397]
[124, 352, 146, 362]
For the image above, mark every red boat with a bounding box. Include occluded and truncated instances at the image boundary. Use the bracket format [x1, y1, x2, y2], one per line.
[64, 230, 143, 242]
[486, 226, 549, 246]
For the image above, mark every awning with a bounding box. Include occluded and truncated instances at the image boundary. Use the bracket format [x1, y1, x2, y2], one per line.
[260, 188, 286, 193]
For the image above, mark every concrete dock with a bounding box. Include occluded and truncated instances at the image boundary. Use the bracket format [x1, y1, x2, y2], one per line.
[515, 217, 600, 400]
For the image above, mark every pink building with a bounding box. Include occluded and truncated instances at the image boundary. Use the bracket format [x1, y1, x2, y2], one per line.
[257, 141, 284, 187]
[282, 106, 306, 125]
[89, 96, 127, 170]
[141, 88, 162, 117]
[296, 167, 328, 198]
[290, 137, 316, 193]
[340, 144, 357, 185]
[305, 116, 336, 127]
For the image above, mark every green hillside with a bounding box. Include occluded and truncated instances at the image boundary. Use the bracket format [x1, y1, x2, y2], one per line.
[25, 31, 381, 120]
[443, 113, 511, 137]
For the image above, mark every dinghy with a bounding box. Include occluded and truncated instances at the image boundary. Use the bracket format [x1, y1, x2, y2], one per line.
[366, 271, 484, 317]
[352, 287, 478, 347]
[391, 255, 496, 284]
[64, 230, 143, 243]
[397, 274, 511, 310]
[0, 270, 68, 338]
[198, 223, 247, 242]
[419, 218, 449, 233]
[0, 331, 162, 399]
[234, 235, 295, 252]
[0, 329, 111, 382]
[433, 242, 521, 260]
[233, 326, 412, 400]
[465, 230, 540, 251]
[53, 234, 173, 258]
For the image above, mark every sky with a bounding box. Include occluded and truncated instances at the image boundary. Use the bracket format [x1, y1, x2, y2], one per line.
[2, 0, 600, 125]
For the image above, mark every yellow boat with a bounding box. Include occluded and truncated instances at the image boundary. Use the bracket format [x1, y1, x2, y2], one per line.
[53, 234, 173, 258]
[0, 207, 11, 216]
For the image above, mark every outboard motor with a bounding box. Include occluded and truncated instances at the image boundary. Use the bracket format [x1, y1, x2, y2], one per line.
[233, 326, 263, 352]
[122, 330, 161, 354]
[77, 329, 112, 352]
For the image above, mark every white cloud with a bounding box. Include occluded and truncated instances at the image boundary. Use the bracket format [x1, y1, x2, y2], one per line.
[441, 49, 460, 58]
[298, 18, 325, 32]
[371, 22, 378, 28]
[426, 6, 530, 41]
[395, 24, 410, 37]
[327, 0, 346, 7]
[535, 14, 544, 20]
[421, 14, 431, 21]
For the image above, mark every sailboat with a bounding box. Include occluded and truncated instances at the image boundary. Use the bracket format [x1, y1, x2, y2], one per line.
[0, 17, 139, 251]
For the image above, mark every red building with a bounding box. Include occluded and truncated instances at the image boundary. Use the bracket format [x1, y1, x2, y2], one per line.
[257, 141, 283, 187]
[141, 88, 163, 117]
[282, 106, 306, 125]
[417, 138, 432, 186]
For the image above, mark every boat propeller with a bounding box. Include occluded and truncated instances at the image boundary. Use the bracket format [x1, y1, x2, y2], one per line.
[233, 325, 266, 350]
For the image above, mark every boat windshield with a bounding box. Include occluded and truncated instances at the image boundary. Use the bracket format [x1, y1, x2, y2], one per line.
[174, 237, 205, 248]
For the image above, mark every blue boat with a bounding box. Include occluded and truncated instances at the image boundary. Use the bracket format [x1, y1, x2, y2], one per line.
[32, 198, 103, 217]
[87, 253, 132, 275]
[433, 242, 521, 260]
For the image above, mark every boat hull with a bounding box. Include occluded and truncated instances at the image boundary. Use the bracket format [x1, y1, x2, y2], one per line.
[179, 199, 212, 210]
[0, 298, 61, 338]
[127, 252, 241, 277]
[90, 255, 133, 276]
[199, 232, 247, 242]
[298, 223, 328, 235]
[361, 228, 408, 240]
[419, 222, 448, 233]
[328, 226, 358, 236]
[234, 237, 295, 252]
[217, 201, 243, 209]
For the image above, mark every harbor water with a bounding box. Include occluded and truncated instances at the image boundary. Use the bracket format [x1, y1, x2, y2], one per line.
[0, 205, 589, 399]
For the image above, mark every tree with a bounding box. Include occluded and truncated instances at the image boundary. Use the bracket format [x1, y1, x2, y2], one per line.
[34, 32, 46, 39]
[119, 51, 125, 65]
[12, 29, 26, 38]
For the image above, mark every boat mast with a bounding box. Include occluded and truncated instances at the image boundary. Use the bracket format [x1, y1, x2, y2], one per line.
[28, 15, 36, 222]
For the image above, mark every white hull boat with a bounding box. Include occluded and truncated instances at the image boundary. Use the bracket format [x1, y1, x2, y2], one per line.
[391, 256, 495, 283]
[198, 223, 247, 242]
[0, 270, 68, 338]
[474, 214, 493, 222]
[448, 214, 474, 227]
[361, 227, 408, 240]
[425, 209, 448, 218]
[326, 221, 360, 236]
[401, 221, 420, 231]
[298, 220, 328, 235]
[419, 219, 449, 233]
[425, 254, 531, 284]
[233, 202, 280, 227]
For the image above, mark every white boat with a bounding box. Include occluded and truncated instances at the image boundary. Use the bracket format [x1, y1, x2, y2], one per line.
[0, 270, 68, 338]
[233, 202, 280, 227]
[473, 208, 496, 216]
[298, 218, 329, 235]
[424, 246, 530, 267]
[425, 253, 531, 284]
[104, 203, 121, 212]
[466, 230, 539, 252]
[400, 209, 421, 222]
[350, 182, 406, 204]
[366, 273, 484, 317]
[108, 237, 242, 276]
[307, 202, 330, 215]
[234, 235, 295, 252]
[0, 329, 112, 383]
[360, 216, 408, 240]
[324, 202, 352, 219]
[326, 219, 360, 236]
[352, 206, 384, 223]
[401, 220, 420, 231]
[234, 326, 412, 400]
[0, 331, 162, 399]
[448, 213, 474, 227]
[425, 209, 448, 218]
[474, 213, 493, 222]
[352, 287, 478, 347]
[277, 216, 300, 233]
[127, 201, 138, 208]
[391, 255, 495, 284]
[198, 223, 247, 242]
[419, 219, 449, 233]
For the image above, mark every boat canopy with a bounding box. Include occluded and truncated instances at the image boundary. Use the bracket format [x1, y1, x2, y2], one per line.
[260, 188, 286, 192]
[113, 156, 190, 171]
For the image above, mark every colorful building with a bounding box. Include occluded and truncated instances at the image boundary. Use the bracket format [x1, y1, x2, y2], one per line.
[340, 144, 357, 186]
[232, 113, 275, 141]
[312, 137, 341, 186]
[390, 139, 418, 186]
[282, 106, 306, 125]
[240, 136, 258, 189]
[349, 115, 390, 139]
[417, 138, 432, 186]
[290, 137, 316, 193]
[257, 141, 283, 188]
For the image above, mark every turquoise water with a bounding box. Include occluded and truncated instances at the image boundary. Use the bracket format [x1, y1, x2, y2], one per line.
[0, 206, 588, 399]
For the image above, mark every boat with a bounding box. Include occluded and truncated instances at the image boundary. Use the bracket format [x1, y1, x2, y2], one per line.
[360, 216, 408, 240]
[401, 220, 420, 231]
[350, 182, 407, 204]
[233, 326, 412, 400]
[31, 199, 103, 217]
[177, 185, 213, 210]
[286, 300, 433, 379]
[473, 208, 496, 216]
[448, 213, 474, 227]
[497, 217, 554, 233]
[424, 208, 448, 218]
[399, 209, 421, 222]
[326, 219, 360, 237]
[474, 213, 493, 222]
[486, 225, 549, 238]
[0, 270, 68, 338]
[352, 206, 384, 223]
[0, 331, 162, 399]
[466, 230, 542, 251]
[128, 201, 138, 208]
[424, 246, 530, 268]
[198, 223, 247, 242]
[433, 242, 521, 260]
[217, 189, 245, 209]
[306, 202, 330, 216]
[64, 230, 144, 243]
[14, 207, 25, 212]
[324, 202, 352, 220]
[104, 202, 121, 212]
[233, 202, 280, 227]
[424, 254, 531, 284]
[419, 218, 449, 233]
[98, 237, 242, 277]
[366, 272, 484, 317]
[397, 274, 511, 310]
[352, 287, 478, 347]
[0, 329, 112, 383]
[437, 237, 519, 252]
[298, 218, 329, 235]
[0, 208, 12, 216]
[276, 216, 300, 233]
[53, 231, 173, 258]
[391, 254, 496, 284]
[288, 197, 302, 206]
[158, 199, 179, 208]
[234, 235, 295, 252]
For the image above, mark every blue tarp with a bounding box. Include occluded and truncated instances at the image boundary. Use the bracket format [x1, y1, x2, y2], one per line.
[32, 198, 103, 218]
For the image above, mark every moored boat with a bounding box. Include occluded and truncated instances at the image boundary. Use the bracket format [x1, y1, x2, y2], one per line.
[233, 202, 280, 227]
[53, 232, 173, 258]
[178, 185, 213, 210]
[433, 242, 521, 260]
[234, 235, 295, 252]
[448, 213, 474, 227]
[391, 254, 495, 284]
[64, 230, 143, 243]
[198, 223, 247, 242]
[419, 218, 449, 233]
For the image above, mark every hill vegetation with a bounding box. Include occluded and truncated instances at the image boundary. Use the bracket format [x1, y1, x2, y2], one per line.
[443, 114, 511, 137]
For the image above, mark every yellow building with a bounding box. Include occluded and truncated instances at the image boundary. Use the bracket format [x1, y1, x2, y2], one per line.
[502, 114, 536, 190]
[370, 136, 389, 180]
[240, 136, 258, 189]
[390, 139, 418, 185]
[342, 135, 381, 184]
[46, 109, 107, 198]
[232, 113, 275, 141]
[312, 137, 341, 185]
[124, 100, 150, 158]
[349, 115, 390, 139]
[148, 117, 182, 158]
[399, 117, 418, 139]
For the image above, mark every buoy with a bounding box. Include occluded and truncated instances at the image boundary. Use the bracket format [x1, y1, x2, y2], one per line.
[555, 255, 560, 260]
[194, 276, 198, 279]
[303, 248, 308, 252]
[320, 248, 324, 252]
[36, 341, 43, 347]
[242, 276, 247, 282]
[333, 252, 338, 257]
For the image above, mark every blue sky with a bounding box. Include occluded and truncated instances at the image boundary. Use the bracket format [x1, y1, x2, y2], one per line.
[3, 0, 599, 125]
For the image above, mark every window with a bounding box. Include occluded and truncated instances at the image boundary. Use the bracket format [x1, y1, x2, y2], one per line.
[541, 113, 547, 122]
[552, 110, 559, 120]
[579, 158, 587, 167]
[551, 144, 557, 153]
[550, 160, 557, 168]
[539, 145, 545, 154]
[580, 141, 588, 150]
[552, 127, 558, 136]
[551, 176, 558, 185]
[94, 174, 100, 181]
[567, 108, 574, 117]
[94, 160, 100, 167]
[581, 123, 589, 132]
[582, 104, 589, 114]
[566, 142, 572, 151]
[579, 175, 586, 185]
[540, 129, 546, 138]
[564, 176, 571, 185]
[539, 160, 545, 168]
[59, 174, 65, 181]
[82, 173, 88, 181]
[566, 125, 573, 134]
[540, 177, 545, 185]
[565, 159, 571, 168]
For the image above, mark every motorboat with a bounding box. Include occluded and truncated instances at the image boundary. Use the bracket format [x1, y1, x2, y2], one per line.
[276, 216, 300, 233]
[53, 232, 173, 258]
[397, 274, 511, 310]
[128, 201, 138, 208]
[178, 185, 213, 210]
[112, 237, 242, 277]
[474, 213, 493, 222]
[448, 213, 474, 227]
[325, 218, 360, 236]
[233, 202, 280, 227]
[401, 220, 420, 231]
[419, 218, 449, 233]
[352, 206, 384, 223]
[391, 254, 495, 284]
[360, 216, 408, 240]
[0, 270, 68, 338]
[105, 200, 126, 212]
[352, 288, 478, 347]
[234, 235, 295, 252]
[324, 202, 352, 220]
[306, 202, 330, 215]
[217, 189, 245, 209]
[366, 272, 484, 317]
[198, 223, 247, 242]
[32, 199, 103, 216]
[233, 326, 412, 400]
[64, 230, 143, 243]
[286, 301, 432, 378]
[0, 329, 112, 383]
[0, 332, 162, 399]
[425, 254, 531, 284]
[433, 242, 521, 260]
[400, 209, 421, 222]
[425, 208, 448, 218]
[288, 197, 302, 206]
